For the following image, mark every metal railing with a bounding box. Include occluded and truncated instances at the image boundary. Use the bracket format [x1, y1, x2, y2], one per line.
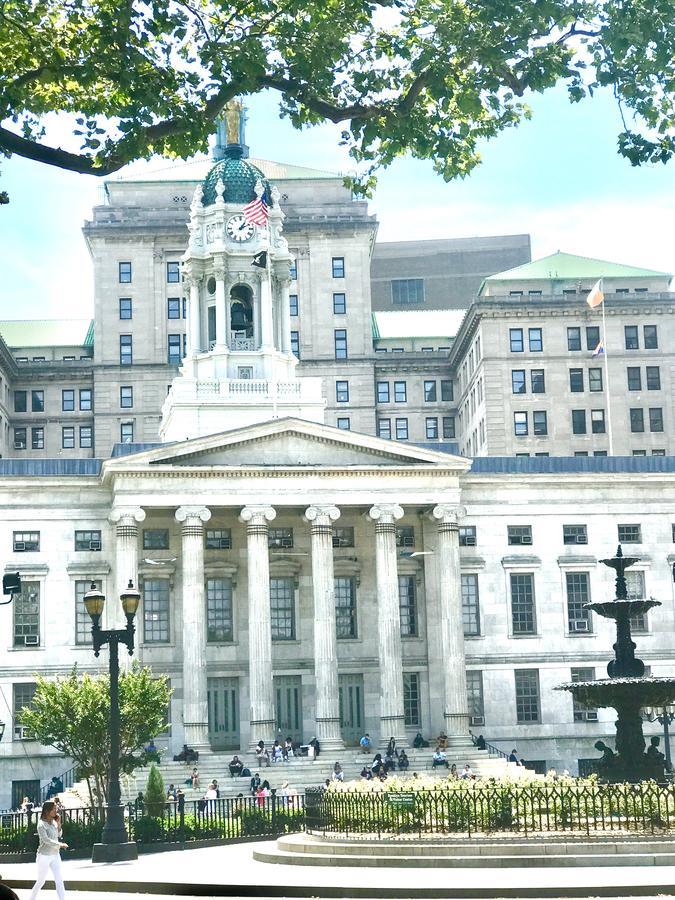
[305, 782, 675, 839]
[470, 732, 510, 760]
[39, 767, 79, 804]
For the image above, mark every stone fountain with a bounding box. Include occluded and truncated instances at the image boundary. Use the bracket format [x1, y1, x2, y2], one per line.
[557, 545, 675, 782]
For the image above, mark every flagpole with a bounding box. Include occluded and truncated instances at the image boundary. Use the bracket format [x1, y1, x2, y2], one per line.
[266, 214, 278, 420]
[600, 278, 614, 455]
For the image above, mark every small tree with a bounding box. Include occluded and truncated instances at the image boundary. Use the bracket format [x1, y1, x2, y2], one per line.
[145, 765, 165, 818]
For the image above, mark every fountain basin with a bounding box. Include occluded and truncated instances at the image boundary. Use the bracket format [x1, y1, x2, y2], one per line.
[556, 677, 675, 709]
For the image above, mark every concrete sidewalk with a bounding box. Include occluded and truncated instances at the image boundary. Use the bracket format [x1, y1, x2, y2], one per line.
[5, 842, 675, 898]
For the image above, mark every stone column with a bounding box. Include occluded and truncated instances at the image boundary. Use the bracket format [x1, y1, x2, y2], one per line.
[187, 277, 201, 356]
[278, 275, 292, 353]
[109, 507, 145, 630]
[259, 274, 274, 352]
[214, 265, 227, 348]
[432, 504, 470, 744]
[176, 505, 212, 749]
[305, 505, 343, 751]
[240, 505, 276, 746]
[368, 503, 407, 746]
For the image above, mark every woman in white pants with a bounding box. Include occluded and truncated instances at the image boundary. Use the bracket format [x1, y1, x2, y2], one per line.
[28, 800, 68, 900]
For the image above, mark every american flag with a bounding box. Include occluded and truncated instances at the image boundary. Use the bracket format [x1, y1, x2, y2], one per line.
[243, 194, 268, 226]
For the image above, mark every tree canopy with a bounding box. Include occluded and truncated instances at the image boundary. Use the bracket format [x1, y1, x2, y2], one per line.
[19, 664, 171, 805]
[0, 0, 673, 196]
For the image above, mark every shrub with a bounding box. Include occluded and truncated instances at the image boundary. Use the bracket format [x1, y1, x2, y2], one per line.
[145, 764, 165, 817]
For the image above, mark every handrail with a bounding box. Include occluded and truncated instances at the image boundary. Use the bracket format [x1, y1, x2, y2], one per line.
[470, 731, 509, 760]
[39, 766, 79, 803]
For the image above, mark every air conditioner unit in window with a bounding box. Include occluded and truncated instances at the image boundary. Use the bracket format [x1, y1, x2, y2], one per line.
[521, 535, 533, 545]
[576, 535, 588, 544]
[280, 537, 293, 548]
[14, 542, 25, 551]
[89, 540, 101, 551]
[470, 715, 485, 727]
[463, 536, 477, 547]
[399, 535, 415, 548]
[14, 725, 30, 740]
[24, 635, 39, 646]
[13, 441, 25, 450]
[585, 711, 599, 722]
[218, 539, 231, 549]
[572, 619, 590, 632]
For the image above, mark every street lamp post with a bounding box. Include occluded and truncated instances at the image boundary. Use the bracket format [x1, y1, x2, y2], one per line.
[83, 580, 141, 863]
[643, 704, 675, 770]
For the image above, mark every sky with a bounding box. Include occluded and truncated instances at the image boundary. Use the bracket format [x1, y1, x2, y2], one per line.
[2, 85, 674, 320]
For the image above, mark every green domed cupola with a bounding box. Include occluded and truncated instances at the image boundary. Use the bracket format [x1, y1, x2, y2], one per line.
[202, 145, 271, 206]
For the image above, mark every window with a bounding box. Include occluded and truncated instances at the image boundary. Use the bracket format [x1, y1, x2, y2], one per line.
[588, 368, 603, 392]
[441, 380, 453, 402]
[119, 298, 132, 320]
[143, 529, 169, 550]
[120, 386, 133, 408]
[632, 450, 647, 456]
[630, 408, 644, 432]
[74, 530, 101, 551]
[335, 380, 349, 403]
[566, 572, 592, 632]
[167, 298, 181, 319]
[652, 449, 666, 456]
[62, 426, 75, 449]
[62, 390, 75, 411]
[377, 418, 391, 439]
[459, 526, 477, 547]
[333, 293, 346, 314]
[508, 525, 532, 546]
[120, 422, 134, 443]
[119, 261, 132, 283]
[586, 326, 600, 351]
[571, 668, 597, 721]
[513, 412, 528, 436]
[567, 327, 581, 351]
[168, 334, 182, 364]
[31, 427, 44, 450]
[569, 369, 584, 392]
[79, 389, 92, 411]
[75, 580, 99, 644]
[336, 417, 351, 430]
[399, 575, 417, 637]
[511, 573, 536, 635]
[13, 583, 40, 647]
[626, 570, 648, 631]
[13, 531, 39, 552]
[515, 669, 540, 722]
[403, 672, 420, 726]
[424, 381, 437, 402]
[563, 524, 587, 545]
[442, 417, 455, 439]
[392, 279, 424, 305]
[333, 526, 354, 548]
[533, 411, 547, 436]
[624, 325, 639, 350]
[205, 528, 232, 550]
[335, 576, 356, 638]
[120, 334, 132, 365]
[13, 683, 37, 733]
[627, 367, 642, 391]
[591, 409, 606, 434]
[511, 370, 526, 394]
[644, 325, 658, 349]
[396, 526, 415, 548]
[14, 390, 27, 412]
[646, 367, 661, 390]
[289, 259, 297, 280]
[466, 671, 484, 724]
[425, 417, 439, 439]
[167, 261, 181, 283]
[531, 370, 545, 393]
[334, 329, 347, 359]
[31, 390, 44, 412]
[377, 382, 390, 403]
[395, 418, 408, 440]
[332, 257, 345, 278]
[13, 427, 26, 450]
[143, 578, 170, 643]
[268, 527, 293, 549]
[618, 523, 641, 543]
[572, 409, 587, 434]
[528, 328, 543, 352]
[461, 574, 480, 636]
[649, 408, 664, 432]
[78, 425, 93, 448]
[394, 381, 407, 403]
[289, 294, 298, 316]
[207, 578, 233, 642]
[290, 331, 300, 358]
[509, 329, 524, 352]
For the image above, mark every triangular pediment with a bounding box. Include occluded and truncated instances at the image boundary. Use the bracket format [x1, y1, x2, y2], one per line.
[103, 418, 470, 471]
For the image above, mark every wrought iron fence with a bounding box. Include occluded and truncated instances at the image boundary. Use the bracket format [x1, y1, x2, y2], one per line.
[0, 794, 304, 854]
[305, 782, 675, 839]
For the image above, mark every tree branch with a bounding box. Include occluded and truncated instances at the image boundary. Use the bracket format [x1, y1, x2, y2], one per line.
[555, 22, 602, 44]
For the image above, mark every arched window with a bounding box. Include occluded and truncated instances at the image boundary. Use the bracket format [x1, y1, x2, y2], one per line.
[230, 284, 254, 338]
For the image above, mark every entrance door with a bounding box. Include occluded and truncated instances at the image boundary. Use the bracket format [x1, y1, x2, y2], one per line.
[339, 674, 364, 746]
[274, 675, 302, 743]
[207, 677, 239, 749]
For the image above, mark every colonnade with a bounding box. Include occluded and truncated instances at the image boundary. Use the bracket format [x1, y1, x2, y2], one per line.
[108, 502, 469, 750]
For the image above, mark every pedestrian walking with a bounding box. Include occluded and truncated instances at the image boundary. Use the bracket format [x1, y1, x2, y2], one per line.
[28, 800, 68, 900]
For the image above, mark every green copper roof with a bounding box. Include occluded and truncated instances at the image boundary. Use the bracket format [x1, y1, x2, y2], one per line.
[486, 251, 671, 282]
[0, 319, 94, 348]
[201, 149, 272, 206]
[113, 156, 339, 184]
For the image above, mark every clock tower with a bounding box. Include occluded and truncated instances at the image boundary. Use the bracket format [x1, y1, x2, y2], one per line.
[160, 117, 325, 442]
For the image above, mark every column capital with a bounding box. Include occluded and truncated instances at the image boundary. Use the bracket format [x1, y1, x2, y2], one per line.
[239, 505, 276, 526]
[175, 505, 212, 524]
[368, 503, 404, 524]
[304, 505, 341, 525]
[109, 506, 146, 525]
[430, 504, 466, 526]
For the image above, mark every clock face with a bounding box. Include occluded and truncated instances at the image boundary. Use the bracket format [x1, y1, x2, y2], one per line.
[226, 215, 255, 242]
